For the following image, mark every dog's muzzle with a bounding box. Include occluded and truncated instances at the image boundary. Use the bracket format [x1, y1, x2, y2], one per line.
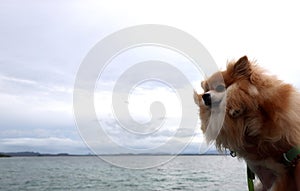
[202, 92, 223, 107]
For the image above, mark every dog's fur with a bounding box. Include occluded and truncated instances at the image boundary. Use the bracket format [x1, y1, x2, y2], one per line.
[194, 56, 300, 191]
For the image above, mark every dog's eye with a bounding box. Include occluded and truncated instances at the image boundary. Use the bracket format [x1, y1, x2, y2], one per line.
[215, 85, 225, 92]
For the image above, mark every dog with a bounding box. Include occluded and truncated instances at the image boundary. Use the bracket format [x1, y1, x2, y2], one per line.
[194, 56, 300, 190]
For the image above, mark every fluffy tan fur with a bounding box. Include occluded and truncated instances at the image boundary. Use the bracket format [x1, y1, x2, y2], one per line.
[194, 56, 300, 191]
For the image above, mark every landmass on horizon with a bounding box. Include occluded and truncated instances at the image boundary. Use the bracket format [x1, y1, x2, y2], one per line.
[0, 150, 229, 157]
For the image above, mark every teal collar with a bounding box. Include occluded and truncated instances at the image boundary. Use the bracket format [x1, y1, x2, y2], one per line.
[283, 146, 300, 167]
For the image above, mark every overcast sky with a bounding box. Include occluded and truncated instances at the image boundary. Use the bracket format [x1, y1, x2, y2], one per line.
[1, 0, 300, 154]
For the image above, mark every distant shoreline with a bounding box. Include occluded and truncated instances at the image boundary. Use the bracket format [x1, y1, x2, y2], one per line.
[0, 151, 228, 157]
[0, 153, 11, 158]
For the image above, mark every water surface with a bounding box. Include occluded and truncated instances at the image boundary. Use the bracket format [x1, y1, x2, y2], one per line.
[0, 155, 247, 191]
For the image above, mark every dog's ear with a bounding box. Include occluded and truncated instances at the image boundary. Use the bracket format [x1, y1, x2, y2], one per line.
[193, 90, 201, 106]
[201, 81, 208, 92]
[232, 56, 251, 78]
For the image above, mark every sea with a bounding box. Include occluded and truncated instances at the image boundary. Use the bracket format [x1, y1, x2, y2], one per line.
[0, 155, 248, 191]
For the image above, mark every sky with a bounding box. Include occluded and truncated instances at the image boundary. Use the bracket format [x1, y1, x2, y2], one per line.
[1, 0, 300, 154]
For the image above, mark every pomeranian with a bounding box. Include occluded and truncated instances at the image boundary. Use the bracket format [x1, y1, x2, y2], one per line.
[194, 56, 300, 191]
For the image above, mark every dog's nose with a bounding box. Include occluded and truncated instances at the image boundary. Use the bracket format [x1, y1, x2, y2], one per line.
[202, 93, 211, 106]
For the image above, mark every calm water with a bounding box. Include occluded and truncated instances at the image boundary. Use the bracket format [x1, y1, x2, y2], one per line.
[0, 155, 247, 191]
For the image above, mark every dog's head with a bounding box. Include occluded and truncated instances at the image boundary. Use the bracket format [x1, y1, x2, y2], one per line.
[194, 56, 293, 152]
[195, 55, 259, 115]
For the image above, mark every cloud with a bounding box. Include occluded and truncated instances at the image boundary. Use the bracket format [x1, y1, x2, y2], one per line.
[77, 112, 201, 154]
[0, 137, 88, 154]
[0, 75, 37, 85]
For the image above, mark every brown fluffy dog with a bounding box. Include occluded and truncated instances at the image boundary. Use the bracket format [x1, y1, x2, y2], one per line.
[194, 56, 300, 190]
